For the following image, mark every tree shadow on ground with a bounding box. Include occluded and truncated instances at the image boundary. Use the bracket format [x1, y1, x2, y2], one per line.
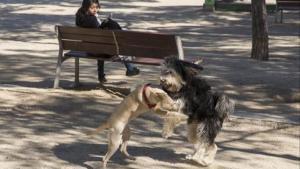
[0, 87, 298, 168]
[53, 142, 187, 168]
[215, 124, 300, 162]
[218, 144, 300, 161]
[0, 0, 299, 130]
[0, 88, 181, 168]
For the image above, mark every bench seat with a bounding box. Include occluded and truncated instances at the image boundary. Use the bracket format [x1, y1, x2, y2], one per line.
[64, 51, 164, 65]
[275, 0, 300, 23]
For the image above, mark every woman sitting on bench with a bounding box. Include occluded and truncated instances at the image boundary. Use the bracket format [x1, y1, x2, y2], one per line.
[75, 0, 140, 83]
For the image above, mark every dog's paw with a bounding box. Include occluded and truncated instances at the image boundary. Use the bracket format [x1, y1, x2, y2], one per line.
[121, 152, 136, 161]
[85, 131, 95, 138]
[102, 160, 108, 169]
[162, 135, 169, 139]
[162, 127, 174, 139]
[197, 159, 210, 167]
[127, 155, 136, 161]
[161, 130, 170, 139]
[191, 158, 212, 167]
[185, 154, 193, 160]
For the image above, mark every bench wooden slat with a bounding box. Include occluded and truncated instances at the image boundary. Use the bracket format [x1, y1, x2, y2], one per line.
[64, 51, 163, 65]
[61, 33, 115, 44]
[61, 40, 176, 58]
[58, 26, 113, 37]
[115, 31, 177, 49]
[277, 0, 300, 8]
[115, 30, 175, 37]
[277, 0, 300, 2]
[64, 51, 114, 60]
[119, 45, 177, 58]
[64, 51, 195, 66]
[62, 40, 117, 55]
[117, 36, 177, 49]
[278, 6, 300, 10]
[278, 2, 300, 5]
[60, 32, 177, 49]
[128, 57, 163, 65]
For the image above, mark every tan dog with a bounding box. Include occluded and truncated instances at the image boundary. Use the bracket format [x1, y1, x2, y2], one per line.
[162, 111, 188, 139]
[88, 84, 179, 169]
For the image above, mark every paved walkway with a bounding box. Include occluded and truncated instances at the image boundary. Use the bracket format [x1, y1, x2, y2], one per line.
[0, 0, 299, 169]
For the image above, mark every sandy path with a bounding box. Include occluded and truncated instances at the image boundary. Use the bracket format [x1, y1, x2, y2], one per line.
[0, 87, 299, 169]
[0, 0, 299, 168]
[1, 0, 299, 124]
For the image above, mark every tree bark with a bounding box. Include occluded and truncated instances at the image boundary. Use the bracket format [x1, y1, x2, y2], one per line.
[251, 0, 269, 60]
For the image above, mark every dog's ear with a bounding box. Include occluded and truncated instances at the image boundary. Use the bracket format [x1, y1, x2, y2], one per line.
[163, 56, 203, 82]
[185, 67, 200, 77]
[180, 60, 204, 72]
[181, 60, 204, 78]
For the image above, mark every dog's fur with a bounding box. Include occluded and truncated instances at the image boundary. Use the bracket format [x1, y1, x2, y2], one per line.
[160, 57, 235, 166]
[88, 84, 179, 169]
[100, 17, 122, 30]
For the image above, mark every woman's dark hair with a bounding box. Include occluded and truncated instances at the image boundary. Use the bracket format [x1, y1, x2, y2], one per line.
[76, 0, 100, 26]
[79, 0, 100, 14]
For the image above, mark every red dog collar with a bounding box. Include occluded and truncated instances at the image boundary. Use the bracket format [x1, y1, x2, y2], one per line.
[142, 83, 156, 109]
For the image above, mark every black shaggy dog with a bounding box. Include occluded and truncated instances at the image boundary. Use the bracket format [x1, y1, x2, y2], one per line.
[160, 57, 235, 166]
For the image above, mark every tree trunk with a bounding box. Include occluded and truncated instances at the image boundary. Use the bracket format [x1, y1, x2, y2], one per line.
[251, 0, 269, 60]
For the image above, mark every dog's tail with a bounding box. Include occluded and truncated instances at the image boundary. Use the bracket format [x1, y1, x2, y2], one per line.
[87, 122, 109, 137]
[214, 93, 235, 121]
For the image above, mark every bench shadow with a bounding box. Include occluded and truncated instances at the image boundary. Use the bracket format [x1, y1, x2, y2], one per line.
[1, 78, 131, 97]
[53, 142, 187, 168]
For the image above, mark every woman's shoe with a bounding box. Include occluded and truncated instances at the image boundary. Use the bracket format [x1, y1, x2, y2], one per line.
[126, 67, 140, 76]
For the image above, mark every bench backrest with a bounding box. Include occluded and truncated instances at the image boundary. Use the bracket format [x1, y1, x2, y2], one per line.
[55, 25, 182, 59]
[276, 0, 300, 9]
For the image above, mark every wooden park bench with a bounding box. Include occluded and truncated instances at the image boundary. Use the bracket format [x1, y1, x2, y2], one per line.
[53, 25, 184, 88]
[275, 0, 300, 23]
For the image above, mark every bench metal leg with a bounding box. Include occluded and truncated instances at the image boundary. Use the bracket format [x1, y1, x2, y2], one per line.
[275, 10, 279, 23]
[175, 36, 184, 60]
[53, 52, 63, 88]
[280, 10, 283, 23]
[75, 57, 80, 87]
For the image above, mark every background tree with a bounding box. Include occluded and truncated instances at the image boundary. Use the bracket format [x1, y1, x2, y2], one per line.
[251, 0, 269, 60]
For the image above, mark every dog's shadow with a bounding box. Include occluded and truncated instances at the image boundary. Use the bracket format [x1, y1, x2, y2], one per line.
[53, 142, 187, 168]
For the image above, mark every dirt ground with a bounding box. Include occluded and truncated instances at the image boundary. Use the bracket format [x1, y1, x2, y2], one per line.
[0, 0, 299, 169]
[0, 87, 299, 169]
